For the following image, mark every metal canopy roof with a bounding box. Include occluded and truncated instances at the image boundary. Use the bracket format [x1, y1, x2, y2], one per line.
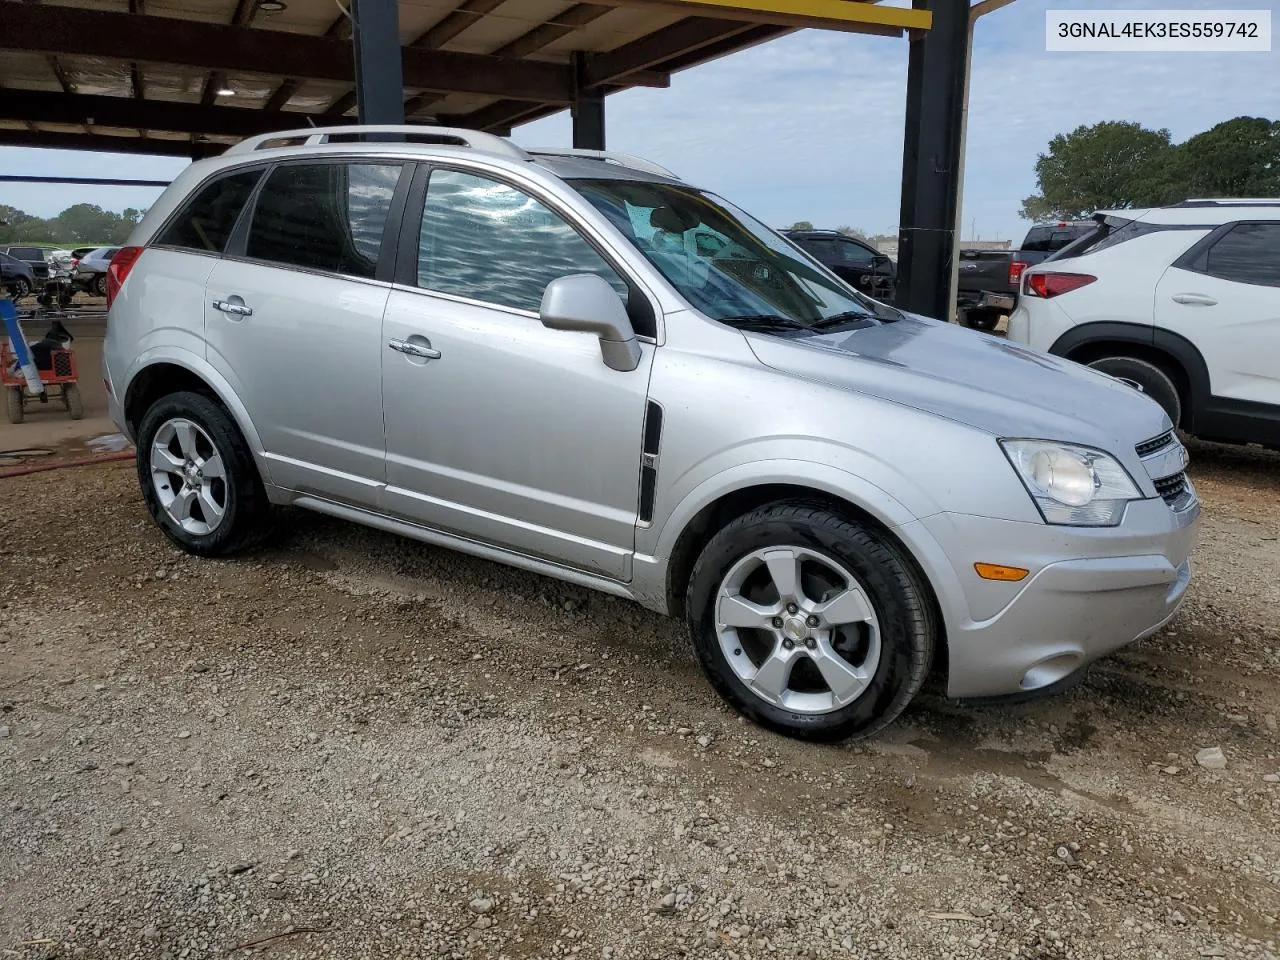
[0, 0, 930, 157]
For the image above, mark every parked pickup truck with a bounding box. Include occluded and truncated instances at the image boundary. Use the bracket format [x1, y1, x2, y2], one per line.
[956, 220, 1095, 330]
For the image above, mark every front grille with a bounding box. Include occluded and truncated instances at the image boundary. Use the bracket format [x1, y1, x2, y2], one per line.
[1153, 472, 1188, 505]
[1135, 431, 1174, 458]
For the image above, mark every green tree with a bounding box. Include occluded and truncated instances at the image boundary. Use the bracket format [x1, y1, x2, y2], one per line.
[49, 203, 126, 244]
[788, 220, 814, 231]
[1020, 121, 1178, 220]
[836, 225, 868, 239]
[1171, 116, 1280, 198]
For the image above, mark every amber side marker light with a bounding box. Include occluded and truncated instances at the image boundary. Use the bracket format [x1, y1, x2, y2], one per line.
[974, 562, 1029, 582]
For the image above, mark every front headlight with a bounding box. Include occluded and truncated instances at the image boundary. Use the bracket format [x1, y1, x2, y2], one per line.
[1000, 439, 1141, 527]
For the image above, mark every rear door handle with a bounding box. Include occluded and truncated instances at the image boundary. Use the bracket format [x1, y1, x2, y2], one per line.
[1172, 293, 1218, 306]
[212, 298, 253, 316]
[388, 338, 441, 360]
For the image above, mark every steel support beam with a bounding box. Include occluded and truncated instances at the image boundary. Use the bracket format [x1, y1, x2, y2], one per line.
[0, 129, 222, 158]
[558, 0, 930, 33]
[0, 90, 335, 139]
[350, 0, 405, 125]
[571, 52, 605, 150]
[895, 0, 969, 321]
[0, 4, 573, 103]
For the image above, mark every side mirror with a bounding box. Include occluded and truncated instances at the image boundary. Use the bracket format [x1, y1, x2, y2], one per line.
[539, 274, 642, 372]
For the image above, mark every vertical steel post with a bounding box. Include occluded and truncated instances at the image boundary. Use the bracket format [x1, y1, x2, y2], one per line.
[350, 0, 404, 126]
[571, 51, 605, 150]
[896, 0, 971, 320]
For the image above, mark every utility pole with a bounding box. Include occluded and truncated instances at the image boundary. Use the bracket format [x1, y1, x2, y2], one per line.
[945, 0, 1017, 323]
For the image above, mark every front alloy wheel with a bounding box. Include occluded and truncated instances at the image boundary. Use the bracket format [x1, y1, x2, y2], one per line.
[715, 546, 881, 715]
[687, 502, 935, 742]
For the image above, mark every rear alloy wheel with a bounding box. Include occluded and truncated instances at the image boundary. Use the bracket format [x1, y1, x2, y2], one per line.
[92, 274, 107, 297]
[8, 278, 31, 300]
[1086, 356, 1182, 428]
[136, 390, 273, 555]
[686, 502, 934, 741]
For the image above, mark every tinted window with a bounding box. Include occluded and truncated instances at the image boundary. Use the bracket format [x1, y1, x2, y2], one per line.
[156, 169, 261, 253]
[1202, 223, 1280, 287]
[5, 247, 44, 261]
[417, 169, 628, 313]
[838, 241, 876, 266]
[793, 237, 836, 261]
[246, 163, 402, 279]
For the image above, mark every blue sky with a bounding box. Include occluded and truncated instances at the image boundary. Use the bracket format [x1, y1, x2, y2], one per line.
[2, 0, 1277, 241]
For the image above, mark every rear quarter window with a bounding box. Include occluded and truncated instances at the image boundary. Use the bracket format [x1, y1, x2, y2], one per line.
[154, 168, 264, 253]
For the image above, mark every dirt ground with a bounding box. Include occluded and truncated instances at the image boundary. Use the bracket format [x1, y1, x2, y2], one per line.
[1, 399, 1278, 958]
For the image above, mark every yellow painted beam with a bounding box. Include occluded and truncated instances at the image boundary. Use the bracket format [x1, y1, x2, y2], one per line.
[582, 0, 933, 35]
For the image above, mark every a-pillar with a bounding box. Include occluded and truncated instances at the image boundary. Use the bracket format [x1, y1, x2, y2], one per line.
[571, 51, 605, 150]
[351, 0, 405, 126]
[896, 0, 971, 320]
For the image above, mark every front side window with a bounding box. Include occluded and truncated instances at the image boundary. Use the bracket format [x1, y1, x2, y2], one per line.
[573, 178, 899, 327]
[416, 168, 628, 313]
[1201, 223, 1280, 287]
[155, 169, 262, 253]
[246, 162, 403, 279]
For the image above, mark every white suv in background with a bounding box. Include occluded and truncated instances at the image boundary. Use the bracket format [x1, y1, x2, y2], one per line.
[1006, 200, 1280, 448]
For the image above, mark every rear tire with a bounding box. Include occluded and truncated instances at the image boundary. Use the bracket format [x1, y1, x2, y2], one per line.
[1086, 356, 1182, 428]
[964, 309, 1001, 332]
[92, 274, 107, 297]
[136, 390, 273, 556]
[8, 278, 31, 300]
[686, 502, 935, 742]
[62, 383, 84, 419]
[6, 387, 23, 424]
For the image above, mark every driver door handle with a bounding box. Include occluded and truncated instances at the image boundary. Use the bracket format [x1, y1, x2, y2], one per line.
[1172, 293, 1218, 306]
[388, 338, 441, 360]
[212, 298, 253, 317]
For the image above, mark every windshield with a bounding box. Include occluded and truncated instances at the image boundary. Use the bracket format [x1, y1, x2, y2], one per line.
[572, 178, 901, 328]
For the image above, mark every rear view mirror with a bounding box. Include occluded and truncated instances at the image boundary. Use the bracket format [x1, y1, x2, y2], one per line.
[539, 274, 642, 372]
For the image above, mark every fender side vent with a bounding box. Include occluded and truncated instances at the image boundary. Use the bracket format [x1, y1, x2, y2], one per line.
[643, 400, 663, 455]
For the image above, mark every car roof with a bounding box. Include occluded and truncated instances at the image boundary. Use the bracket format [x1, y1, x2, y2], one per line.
[1095, 201, 1280, 226]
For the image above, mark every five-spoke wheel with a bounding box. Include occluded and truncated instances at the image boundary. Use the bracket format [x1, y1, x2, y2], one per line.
[688, 502, 934, 741]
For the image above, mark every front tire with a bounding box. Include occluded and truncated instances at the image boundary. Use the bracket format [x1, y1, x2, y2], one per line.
[6, 387, 23, 424]
[136, 390, 272, 556]
[8, 278, 31, 300]
[686, 502, 934, 742]
[1086, 356, 1182, 428]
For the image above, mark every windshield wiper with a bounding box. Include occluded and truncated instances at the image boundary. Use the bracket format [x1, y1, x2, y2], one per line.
[809, 310, 879, 330]
[719, 313, 810, 332]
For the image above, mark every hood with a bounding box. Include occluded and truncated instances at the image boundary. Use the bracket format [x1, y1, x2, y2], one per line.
[744, 314, 1170, 453]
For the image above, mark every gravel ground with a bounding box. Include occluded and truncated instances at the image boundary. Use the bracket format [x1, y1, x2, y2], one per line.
[1, 438, 1278, 960]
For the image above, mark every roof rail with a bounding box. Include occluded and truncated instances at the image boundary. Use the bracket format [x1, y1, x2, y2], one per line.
[1170, 197, 1280, 208]
[525, 147, 680, 180]
[224, 125, 529, 161]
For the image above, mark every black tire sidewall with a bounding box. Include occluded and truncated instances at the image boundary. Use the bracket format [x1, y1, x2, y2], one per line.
[93, 274, 107, 297]
[686, 506, 931, 742]
[965, 309, 1000, 331]
[135, 390, 267, 556]
[1088, 356, 1182, 427]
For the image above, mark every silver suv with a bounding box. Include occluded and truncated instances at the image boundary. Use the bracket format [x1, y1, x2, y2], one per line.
[104, 126, 1200, 741]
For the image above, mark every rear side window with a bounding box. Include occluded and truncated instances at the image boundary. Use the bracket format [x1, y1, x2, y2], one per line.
[246, 162, 403, 279]
[1020, 226, 1053, 252]
[155, 169, 262, 253]
[1199, 223, 1280, 287]
[838, 240, 876, 265]
[794, 237, 836, 260]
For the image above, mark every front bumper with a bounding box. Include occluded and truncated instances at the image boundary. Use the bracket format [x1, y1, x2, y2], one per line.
[898, 497, 1199, 699]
